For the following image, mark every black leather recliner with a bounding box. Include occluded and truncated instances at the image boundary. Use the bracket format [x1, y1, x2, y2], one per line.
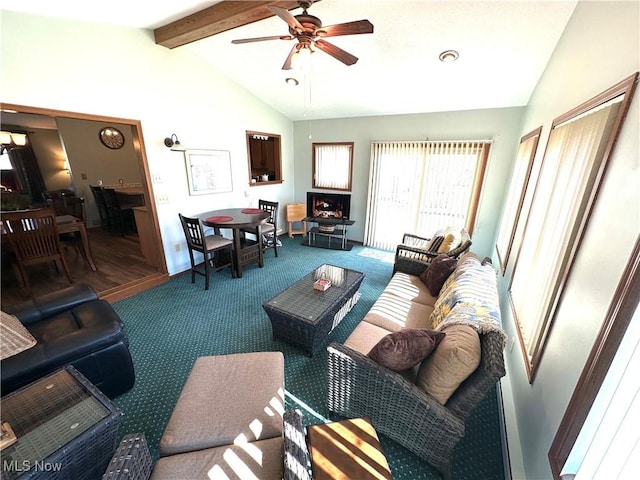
[1, 283, 135, 398]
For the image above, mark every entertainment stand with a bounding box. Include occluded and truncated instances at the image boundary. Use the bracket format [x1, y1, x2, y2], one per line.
[302, 217, 355, 251]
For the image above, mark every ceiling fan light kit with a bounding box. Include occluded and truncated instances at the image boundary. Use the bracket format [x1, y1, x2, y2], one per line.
[232, 0, 374, 70]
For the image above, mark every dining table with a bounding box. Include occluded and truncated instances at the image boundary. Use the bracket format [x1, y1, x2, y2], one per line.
[200, 208, 269, 278]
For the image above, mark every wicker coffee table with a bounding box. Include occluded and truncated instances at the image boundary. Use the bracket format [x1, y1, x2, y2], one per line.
[263, 264, 364, 356]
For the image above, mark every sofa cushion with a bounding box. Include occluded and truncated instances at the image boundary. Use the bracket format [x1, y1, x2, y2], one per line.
[344, 321, 391, 355]
[368, 329, 445, 371]
[430, 256, 499, 329]
[159, 352, 284, 457]
[436, 233, 457, 253]
[415, 324, 481, 405]
[364, 291, 433, 332]
[419, 255, 458, 296]
[385, 272, 438, 306]
[152, 437, 284, 480]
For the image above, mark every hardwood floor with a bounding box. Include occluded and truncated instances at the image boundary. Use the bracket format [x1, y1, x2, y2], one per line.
[1, 228, 162, 309]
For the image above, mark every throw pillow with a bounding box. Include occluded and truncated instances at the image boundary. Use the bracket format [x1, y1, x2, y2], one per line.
[415, 324, 481, 405]
[419, 254, 458, 296]
[437, 233, 457, 253]
[368, 328, 446, 372]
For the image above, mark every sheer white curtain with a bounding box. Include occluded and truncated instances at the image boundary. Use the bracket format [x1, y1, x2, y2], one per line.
[364, 141, 489, 251]
[510, 99, 622, 364]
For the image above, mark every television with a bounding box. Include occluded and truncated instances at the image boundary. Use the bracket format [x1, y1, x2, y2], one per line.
[306, 192, 351, 220]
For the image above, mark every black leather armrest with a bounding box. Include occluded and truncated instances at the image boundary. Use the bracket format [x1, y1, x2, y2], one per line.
[6, 283, 99, 325]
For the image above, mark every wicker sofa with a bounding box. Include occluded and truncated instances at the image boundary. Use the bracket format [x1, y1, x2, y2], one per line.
[327, 251, 506, 477]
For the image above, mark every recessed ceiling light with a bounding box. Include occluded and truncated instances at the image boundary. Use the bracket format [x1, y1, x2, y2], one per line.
[439, 50, 459, 62]
[285, 77, 299, 86]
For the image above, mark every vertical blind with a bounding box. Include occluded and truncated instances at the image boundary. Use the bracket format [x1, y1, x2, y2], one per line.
[510, 99, 622, 363]
[364, 140, 489, 251]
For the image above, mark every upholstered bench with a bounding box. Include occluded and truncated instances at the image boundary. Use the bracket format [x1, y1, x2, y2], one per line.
[104, 352, 312, 480]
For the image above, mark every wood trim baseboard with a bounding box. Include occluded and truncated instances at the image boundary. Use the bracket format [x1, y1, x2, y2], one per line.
[100, 272, 169, 304]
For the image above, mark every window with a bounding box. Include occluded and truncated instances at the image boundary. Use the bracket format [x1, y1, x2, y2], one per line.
[495, 127, 541, 274]
[312, 142, 353, 191]
[509, 74, 637, 381]
[246, 131, 282, 185]
[549, 236, 640, 479]
[364, 140, 490, 251]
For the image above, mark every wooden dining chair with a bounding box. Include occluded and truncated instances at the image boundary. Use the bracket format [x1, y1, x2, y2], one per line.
[90, 185, 112, 230]
[178, 214, 235, 290]
[102, 188, 135, 235]
[2, 208, 73, 288]
[241, 199, 282, 257]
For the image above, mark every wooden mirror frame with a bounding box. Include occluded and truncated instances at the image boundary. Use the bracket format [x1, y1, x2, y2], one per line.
[1, 103, 169, 302]
[246, 130, 282, 186]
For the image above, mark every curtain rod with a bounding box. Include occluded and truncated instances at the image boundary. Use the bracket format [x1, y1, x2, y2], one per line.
[371, 139, 495, 144]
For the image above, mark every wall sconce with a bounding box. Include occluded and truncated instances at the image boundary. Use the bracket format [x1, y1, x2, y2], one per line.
[163, 133, 186, 151]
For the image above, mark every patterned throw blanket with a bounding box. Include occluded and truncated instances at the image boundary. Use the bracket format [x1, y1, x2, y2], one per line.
[430, 255, 506, 343]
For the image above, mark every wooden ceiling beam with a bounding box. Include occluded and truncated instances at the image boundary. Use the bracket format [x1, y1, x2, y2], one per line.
[154, 1, 302, 49]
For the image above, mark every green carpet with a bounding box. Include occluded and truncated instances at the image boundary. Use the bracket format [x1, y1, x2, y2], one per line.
[112, 236, 505, 479]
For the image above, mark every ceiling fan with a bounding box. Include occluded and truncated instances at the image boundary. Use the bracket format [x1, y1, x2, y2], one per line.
[231, 0, 374, 70]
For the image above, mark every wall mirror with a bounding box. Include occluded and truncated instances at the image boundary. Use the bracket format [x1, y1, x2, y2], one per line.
[0, 103, 169, 304]
[246, 131, 282, 185]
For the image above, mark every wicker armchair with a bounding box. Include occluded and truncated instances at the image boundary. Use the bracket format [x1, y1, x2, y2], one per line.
[393, 230, 472, 275]
[327, 253, 505, 478]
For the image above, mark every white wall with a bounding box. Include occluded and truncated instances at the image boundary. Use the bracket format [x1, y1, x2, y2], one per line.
[0, 11, 295, 275]
[293, 107, 525, 257]
[494, 2, 640, 479]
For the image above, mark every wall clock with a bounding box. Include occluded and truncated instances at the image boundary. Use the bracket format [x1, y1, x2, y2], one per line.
[99, 126, 125, 149]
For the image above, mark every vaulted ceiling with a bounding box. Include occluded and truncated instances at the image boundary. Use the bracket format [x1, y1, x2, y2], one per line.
[1, 0, 578, 120]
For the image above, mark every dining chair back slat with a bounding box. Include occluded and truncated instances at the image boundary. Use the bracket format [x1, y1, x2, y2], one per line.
[2, 208, 73, 288]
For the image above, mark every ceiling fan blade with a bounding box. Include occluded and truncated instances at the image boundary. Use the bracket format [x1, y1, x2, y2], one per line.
[314, 39, 358, 66]
[282, 44, 298, 70]
[269, 6, 304, 33]
[232, 35, 294, 44]
[316, 19, 374, 37]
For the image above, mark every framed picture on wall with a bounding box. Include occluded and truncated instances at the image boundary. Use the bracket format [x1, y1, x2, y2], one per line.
[184, 149, 233, 195]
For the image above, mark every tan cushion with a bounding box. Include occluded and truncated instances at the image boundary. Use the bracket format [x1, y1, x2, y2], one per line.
[437, 233, 457, 253]
[385, 272, 438, 306]
[415, 324, 481, 405]
[152, 437, 284, 480]
[204, 234, 232, 250]
[364, 291, 433, 332]
[368, 329, 445, 371]
[159, 352, 284, 457]
[262, 223, 275, 234]
[344, 321, 391, 355]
